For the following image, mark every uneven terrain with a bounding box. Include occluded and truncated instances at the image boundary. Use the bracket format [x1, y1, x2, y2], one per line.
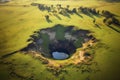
[0, 0, 120, 80]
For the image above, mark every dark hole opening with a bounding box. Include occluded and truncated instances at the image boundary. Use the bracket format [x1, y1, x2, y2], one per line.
[49, 40, 76, 59]
[23, 24, 95, 60]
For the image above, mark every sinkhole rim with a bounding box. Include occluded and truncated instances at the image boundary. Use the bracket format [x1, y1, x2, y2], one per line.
[25, 24, 95, 60]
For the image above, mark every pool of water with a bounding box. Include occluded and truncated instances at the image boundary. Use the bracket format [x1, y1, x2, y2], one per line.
[52, 51, 69, 60]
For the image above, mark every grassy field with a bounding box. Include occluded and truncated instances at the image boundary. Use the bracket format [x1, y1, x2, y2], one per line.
[0, 0, 120, 80]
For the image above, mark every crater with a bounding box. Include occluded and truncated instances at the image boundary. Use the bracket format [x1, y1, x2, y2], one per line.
[24, 24, 95, 60]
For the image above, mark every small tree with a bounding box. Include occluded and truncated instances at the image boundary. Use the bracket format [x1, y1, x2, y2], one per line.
[103, 18, 107, 23]
[97, 10, 100, 14]
[66, 5, 70, 9]
[72, 8, 77, 13]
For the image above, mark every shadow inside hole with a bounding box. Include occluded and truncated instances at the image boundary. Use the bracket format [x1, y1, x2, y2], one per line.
[49, 40, 76, 60]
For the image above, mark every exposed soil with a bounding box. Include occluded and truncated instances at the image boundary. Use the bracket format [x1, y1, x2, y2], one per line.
[22, 24, 96, 60]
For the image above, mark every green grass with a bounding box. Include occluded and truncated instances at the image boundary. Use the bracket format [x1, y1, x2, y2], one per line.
[74, 37, 83, 48]
[0, 0, 120, 80]
[54, 25, 66, 40]
[40, 33, 50, 54]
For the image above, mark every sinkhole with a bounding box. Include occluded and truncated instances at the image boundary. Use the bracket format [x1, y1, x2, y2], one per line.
[24, 24, 95, 60]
